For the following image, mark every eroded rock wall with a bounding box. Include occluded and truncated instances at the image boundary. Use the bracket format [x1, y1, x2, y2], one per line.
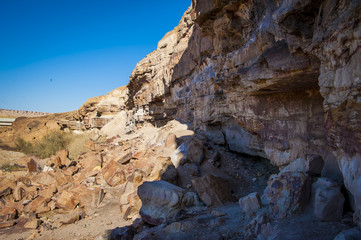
[120, 0, 361, 225]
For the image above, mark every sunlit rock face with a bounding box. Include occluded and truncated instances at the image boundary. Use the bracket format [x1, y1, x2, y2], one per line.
[62, 86, 130, 130]
[82, 0, 360, 226]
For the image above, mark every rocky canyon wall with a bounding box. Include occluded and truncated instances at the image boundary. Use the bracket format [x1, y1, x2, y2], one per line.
[75, 0, 361, 226]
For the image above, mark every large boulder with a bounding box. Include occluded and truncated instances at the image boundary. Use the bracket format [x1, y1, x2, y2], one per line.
[108, 226, 136, 240]
[138, 181, 199, 225]
[224, 123, 266, 158]
[333, 228, 361, 240]
[280, 154, 324, 175]
[192, 174, 232, 206]
[262, 171, 311, 218]
[313, 178, 344, 221]
[170, 137, 204, 168]
[239, 192, 262, 214]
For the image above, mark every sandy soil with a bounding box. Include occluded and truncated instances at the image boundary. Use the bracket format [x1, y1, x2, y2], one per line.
[0, 149, 26, 166]
[0, 186, 132, 240]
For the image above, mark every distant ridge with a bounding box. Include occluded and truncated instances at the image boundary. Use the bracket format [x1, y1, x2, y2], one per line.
[0, 108, 49, 118]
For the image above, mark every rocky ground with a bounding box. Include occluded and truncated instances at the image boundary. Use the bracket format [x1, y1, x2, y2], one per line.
[0, 120, 359, 240]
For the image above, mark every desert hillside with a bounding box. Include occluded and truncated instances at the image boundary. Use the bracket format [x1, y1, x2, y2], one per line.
[0, 109, 49, 118]
[0, 1, 361, 239]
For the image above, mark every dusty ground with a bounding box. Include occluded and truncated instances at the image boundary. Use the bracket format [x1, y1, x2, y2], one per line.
[35, 189, 131, 240]
[0, 149, 26, 166]
[0, 149, 27, 181]
[0, 183, 131, 240]
[0, 148, 130, 240]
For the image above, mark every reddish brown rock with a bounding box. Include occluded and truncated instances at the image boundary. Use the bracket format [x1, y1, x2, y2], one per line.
[129, 170, 144, 184]
[192, 174, 232, 206]
[0, 178, 16, 194]
[69, 185, 104, 215]
[22, 185, 38, 201]
[13, 182, 26, 202]
[0, 186, 12, 198]
[27, 158, 41, 173]
[49, 170, 73, 187]
[38, 185, 57, 201]
[121, 190, 141, 220]
[72, 166, 101, 185]
[23, 196, 48, 213]
[134, 160, 153, 177]
[52, 208, 85, 227]
[78, 152, 101, 171]
[84, 140, 96, 150]
[47, 155, 62, 168]
[0, 220, 16, 229]
[55, 190, 79, 211]
[132, 150, 147, 160]
[31, 172, 57, 186]
[24, 216, 42, 229]
[0, 206, 17, 221]
[115, 150, 133, 164]
[102, 160, 126, 187]
[56, 149, 72, 166]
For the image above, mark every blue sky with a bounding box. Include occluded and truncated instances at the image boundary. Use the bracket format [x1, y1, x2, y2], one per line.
[0, 0, 191, 113]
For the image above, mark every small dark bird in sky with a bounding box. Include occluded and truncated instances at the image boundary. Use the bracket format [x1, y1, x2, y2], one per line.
[50, 78, 53, 82]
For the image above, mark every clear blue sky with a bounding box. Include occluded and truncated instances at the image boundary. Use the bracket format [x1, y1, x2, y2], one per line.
[0, 0, 191, 113]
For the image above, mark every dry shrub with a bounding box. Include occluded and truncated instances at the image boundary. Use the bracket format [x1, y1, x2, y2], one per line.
[15, 137, 34, 154]
[67, 132, 91, 160]
[0, 163, 26, 172]
[16, 131, 70, 159]
[15, 131, 91, 160]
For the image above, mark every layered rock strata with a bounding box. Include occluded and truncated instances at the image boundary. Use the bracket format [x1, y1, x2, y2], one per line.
[114, 0, 360, 226]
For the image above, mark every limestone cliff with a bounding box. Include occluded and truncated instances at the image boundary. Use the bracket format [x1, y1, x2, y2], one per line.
[80, 0, 361, 226]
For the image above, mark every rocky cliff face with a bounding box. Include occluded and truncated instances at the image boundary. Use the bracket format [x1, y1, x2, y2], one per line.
[76, 0, 361, 227]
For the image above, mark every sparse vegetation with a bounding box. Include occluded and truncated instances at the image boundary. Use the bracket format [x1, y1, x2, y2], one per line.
[15, 131, 70, 159]
[67, 132, 91, 159]
[0, 163, 26, 172]
[15, 130, 90, 159]
[15, 137, 34, 154]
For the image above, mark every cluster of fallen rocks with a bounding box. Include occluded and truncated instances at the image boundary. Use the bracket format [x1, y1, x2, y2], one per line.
[0, 121, 187, 237]
[106, 166, 360, 240]
[105, 123, 361, 239]
[1, 120, 360, 239]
